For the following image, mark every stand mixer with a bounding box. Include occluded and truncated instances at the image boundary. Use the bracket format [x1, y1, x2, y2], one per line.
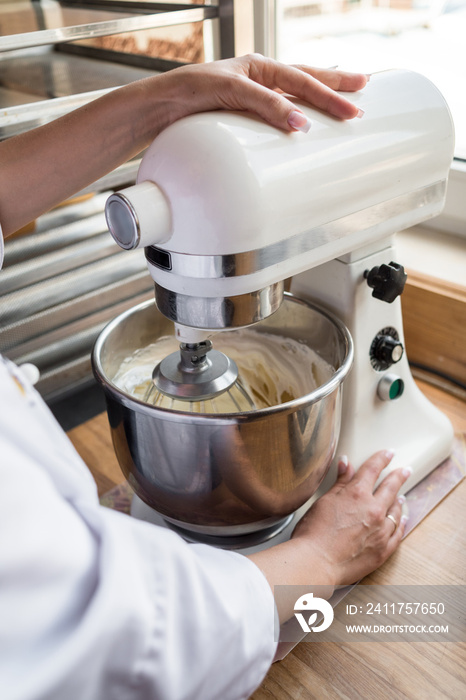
[96, 68, 455, 546]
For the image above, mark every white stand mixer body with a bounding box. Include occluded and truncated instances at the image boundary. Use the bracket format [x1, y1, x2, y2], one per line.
[291, 238, 454, 492]
[105, 67, 456, 506]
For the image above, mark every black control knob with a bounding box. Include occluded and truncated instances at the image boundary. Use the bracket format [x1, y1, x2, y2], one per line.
[373, 335, 403, 365]
[364, 261, 407, 303]
[370, 328, 404, 371]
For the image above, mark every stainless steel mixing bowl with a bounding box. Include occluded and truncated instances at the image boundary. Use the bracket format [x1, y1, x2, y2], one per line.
[92, 294, 353, 538]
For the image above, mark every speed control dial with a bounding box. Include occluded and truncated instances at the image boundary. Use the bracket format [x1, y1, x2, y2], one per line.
[370, 327, 404, 371]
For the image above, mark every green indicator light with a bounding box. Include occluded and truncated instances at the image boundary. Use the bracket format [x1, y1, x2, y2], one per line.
[389, 378, 404, 400]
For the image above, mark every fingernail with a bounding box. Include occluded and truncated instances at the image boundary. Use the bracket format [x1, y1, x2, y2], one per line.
[401, 514, 409, 525]
[356, 108, 365, 119]
[338, 455, 349, 474]
[366, 74, 371, 81]
[288, 110, 312, 133]
[384, 449, 395, 460]
[402, 466, 413, 479]
[398, 495, 406, 505]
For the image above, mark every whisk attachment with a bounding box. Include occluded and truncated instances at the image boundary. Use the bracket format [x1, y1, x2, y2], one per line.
[154, 340, 237, 400]
[143, 340, 256, 412]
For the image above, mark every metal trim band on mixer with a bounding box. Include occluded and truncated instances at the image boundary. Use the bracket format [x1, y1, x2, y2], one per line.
[154, 281, 285, 328]
[145, 181, 446, 280]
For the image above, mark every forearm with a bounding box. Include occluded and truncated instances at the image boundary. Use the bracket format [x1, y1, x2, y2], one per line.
[0, 78, 169, 236]
[247, 539, 335, 624]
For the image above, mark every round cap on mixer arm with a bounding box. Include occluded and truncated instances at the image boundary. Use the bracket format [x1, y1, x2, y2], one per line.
[105, 181, 172, 249]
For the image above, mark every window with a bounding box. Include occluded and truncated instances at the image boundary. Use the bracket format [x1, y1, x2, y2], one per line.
[273, 0, 466, 234]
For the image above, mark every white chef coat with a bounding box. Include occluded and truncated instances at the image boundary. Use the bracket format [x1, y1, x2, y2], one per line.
[0, 224, 277, 700]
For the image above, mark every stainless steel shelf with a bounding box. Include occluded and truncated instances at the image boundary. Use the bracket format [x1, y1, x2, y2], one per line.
[0, 192, 154, 398]
[0, 48, 159, 97]
[0, 50, 159, 139]
[0, 2, 218, 53]
[0, 270, 152, 351]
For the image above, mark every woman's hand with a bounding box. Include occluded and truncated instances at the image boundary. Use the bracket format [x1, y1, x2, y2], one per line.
[0, 55, 367, 235]
[150, 54, 367, 134]
[247, 451, 410, 623]
[292, 450, 410, 587]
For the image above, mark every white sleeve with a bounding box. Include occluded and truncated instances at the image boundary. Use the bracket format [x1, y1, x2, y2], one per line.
[0, 369, 277, 700]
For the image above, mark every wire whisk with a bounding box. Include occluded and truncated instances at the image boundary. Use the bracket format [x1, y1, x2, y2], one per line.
[142, 340, 256, 414]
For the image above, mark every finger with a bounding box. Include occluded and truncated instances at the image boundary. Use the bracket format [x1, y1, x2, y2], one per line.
[276, 68, 361, 120]
[229, 80, 313, 132]
[292, 65, 368, 93]
[332, 455, 355, 492]
[384, 497, 403, 538]
[245, 56, 364, 121]
[374, 466, 412, 509]
[384, 511, 408, 558]
[351, 450, 395, 491]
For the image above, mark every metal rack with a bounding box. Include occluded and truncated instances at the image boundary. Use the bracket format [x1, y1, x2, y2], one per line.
[0, 0, 237, 402]
[0, 2, 219, 53]
[0, 1, 238, 138]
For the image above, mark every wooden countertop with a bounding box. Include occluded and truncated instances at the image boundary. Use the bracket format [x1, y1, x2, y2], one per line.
[68, 379, 466, 700]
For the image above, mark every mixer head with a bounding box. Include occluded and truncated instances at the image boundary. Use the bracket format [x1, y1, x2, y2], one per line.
[106, 70, 454, 338]
[144, 340, 256, 413]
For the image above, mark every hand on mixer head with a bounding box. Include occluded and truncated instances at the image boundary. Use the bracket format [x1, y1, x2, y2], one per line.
[0, 55, 367, 237]
[157, 55, 367, 134]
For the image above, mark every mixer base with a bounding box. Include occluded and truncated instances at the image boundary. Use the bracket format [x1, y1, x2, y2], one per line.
[130, 494, 296, 550]
[167, 515, 295, 550]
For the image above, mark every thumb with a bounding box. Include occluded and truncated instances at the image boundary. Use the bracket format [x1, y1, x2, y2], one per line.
[333, 455, 354, 492]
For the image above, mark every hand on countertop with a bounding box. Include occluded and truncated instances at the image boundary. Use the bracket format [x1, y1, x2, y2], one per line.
[248, 450, 409, 623]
